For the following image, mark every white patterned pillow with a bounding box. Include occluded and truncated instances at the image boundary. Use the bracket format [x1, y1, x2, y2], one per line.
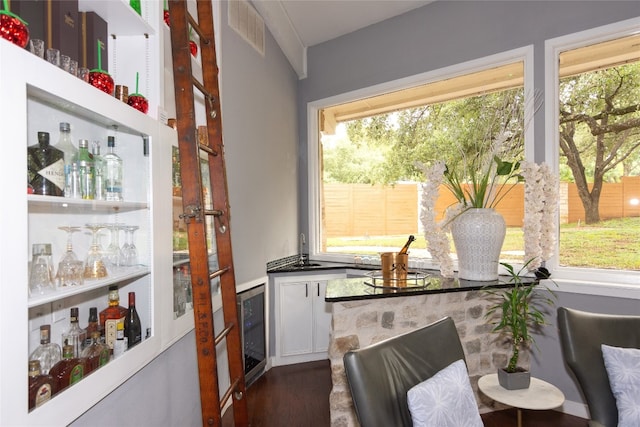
[406, 359, 482, 427]
[602, 344, 640, 427]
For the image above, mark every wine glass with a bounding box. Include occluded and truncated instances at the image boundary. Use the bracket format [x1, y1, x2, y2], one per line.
[104, 223, 125, 270]
[123, 225, 139, 267]
[57, 226, 81, 264]
[84, 223, 108, 279]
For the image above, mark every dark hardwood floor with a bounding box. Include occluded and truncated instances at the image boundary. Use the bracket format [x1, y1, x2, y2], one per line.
[223, 360, 589, 426]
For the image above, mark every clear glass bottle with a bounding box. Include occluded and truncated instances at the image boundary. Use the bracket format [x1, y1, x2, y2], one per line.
[77, 139, 95, 200]
[29, 325, 62, 375]
[99, 285, 127, 351]
[92, 141, 105, 201]
[54, 122, 78, 197]
[62, 307, 87, 357]
[28, 360, 57, 411]
[125, 292, 142, 348]
[81, 331, 110, 374]
[27, 131, 65, 196]
[103, 136, 123, 201]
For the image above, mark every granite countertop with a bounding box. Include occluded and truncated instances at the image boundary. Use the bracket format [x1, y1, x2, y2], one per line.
[325, 272, 536, 302]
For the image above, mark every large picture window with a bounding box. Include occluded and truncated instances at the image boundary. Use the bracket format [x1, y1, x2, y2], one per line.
[546, 19, 640, 284]
[307, 48, 535, 269]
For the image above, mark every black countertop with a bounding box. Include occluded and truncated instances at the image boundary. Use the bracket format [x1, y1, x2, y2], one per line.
[325, 272, 536, 302]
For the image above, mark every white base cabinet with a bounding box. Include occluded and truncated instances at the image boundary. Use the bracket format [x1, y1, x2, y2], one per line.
[273, 273, 343, 366]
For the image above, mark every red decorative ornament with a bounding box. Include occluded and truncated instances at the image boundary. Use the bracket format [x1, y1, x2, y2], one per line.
[89, 70, 115, 96]
[0, 11, 29, 48]
[189, 40, 197, 57]
[127, 94, 148, 114]
[164, 9, 170, 27]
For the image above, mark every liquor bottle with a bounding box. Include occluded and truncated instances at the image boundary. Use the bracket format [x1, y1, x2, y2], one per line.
[27, 131, 65, 196]
[54, 122, 78, 197]
[99, 285, 128, 351]
[103, 136, 123, 201]
[125, 292, 142, 348]
[92, 141, 105, 201]
[29, 325, 62, 375]
[113, 321, 127, 358]
[398, 235, 415, 255]
[81, 331, 110, 374]
[49, 344, 86, 391]
[61, 307, 87, 357]
[77, 139, 95, 200]
[28, 360, 57, 411]
[84, 307, 101, 347]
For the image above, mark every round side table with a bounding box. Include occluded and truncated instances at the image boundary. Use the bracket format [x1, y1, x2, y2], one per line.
[478, 374, 565, 427]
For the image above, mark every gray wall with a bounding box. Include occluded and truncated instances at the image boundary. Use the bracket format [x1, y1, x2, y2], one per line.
[71, 0, 299, 423]
[298, 0, 640, 416]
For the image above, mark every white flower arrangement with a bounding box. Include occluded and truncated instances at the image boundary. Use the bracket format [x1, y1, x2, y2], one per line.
[416, 161, 456, 277]
[418, 160, 559, 277]
[520, 161, 558, 271]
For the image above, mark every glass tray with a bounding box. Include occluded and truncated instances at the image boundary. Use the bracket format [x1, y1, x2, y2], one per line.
[364, 270, 431, 290]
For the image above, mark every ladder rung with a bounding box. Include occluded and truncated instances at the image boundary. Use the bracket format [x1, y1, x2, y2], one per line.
[204, 209, 223, 217]
[219, 377, 243, 410]
[191, 76, 215, 102]
[187, 13, 210, 45]
[214, 322, 234, 346]
[199, 143, 218, 156]
[210, 266, 230, 280]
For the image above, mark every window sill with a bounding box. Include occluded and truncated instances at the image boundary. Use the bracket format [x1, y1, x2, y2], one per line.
[549, 278, 640, 300]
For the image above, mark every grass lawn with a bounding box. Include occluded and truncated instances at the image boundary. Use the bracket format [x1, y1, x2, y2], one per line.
[326, 217, 640, 270]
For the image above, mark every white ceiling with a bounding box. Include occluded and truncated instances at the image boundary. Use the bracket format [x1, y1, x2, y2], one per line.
[252, 0, 434, 78]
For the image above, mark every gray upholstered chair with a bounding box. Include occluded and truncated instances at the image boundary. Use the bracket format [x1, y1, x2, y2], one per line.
[343, 317, 467, 427]
[557, 306, 640, 427]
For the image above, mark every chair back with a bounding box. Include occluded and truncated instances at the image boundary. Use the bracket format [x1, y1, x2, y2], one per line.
[343, 317, 465, 427]
[557, 307, 640, 427]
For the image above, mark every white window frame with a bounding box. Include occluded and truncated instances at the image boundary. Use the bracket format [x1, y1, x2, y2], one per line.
[306, 46, 535, 267]
[544, 17, 640, 291]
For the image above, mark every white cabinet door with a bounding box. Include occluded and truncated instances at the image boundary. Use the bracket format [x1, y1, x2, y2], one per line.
[273, 273, 344, 366]
[279, 281, 314, 356]
[312, 280, 333, 353]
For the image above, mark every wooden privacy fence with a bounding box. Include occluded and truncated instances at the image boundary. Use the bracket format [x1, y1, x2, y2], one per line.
[323, 176, 640, 238]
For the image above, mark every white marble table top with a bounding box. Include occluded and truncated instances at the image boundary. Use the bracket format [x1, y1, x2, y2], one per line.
[478, 374, 565, 410]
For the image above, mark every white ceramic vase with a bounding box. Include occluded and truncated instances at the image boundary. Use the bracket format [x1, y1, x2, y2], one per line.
[451, 208, 506, 281]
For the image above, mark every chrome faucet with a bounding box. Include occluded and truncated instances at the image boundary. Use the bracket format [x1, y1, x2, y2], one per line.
[299, 233, 306, 265]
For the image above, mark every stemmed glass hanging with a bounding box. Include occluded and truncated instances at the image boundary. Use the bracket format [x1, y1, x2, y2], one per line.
[84, 223, 108, 279]
[122, 225, 139, 267]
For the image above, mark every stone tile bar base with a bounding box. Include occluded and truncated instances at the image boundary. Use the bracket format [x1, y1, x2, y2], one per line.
[328, 290, 525, 426]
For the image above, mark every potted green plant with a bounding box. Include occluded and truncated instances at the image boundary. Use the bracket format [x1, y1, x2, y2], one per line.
[484, 260, 556, 390]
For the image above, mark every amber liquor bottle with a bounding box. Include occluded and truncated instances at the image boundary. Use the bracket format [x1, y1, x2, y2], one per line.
[83, 307, 101, 347]
[99, 285, 127, 351]
[28, 360, 57, 411]
[49, 345, 86, 392]
[81, 331, 110, 374]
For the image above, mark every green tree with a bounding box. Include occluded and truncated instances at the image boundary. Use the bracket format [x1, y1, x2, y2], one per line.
[337, 88, 526, 185]
[559, 62, 640, 223]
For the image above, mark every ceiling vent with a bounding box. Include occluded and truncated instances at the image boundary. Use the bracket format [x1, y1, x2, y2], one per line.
[228, 0, 265, 56]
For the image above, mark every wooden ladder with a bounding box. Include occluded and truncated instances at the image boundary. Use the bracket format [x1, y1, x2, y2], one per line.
[167, 1, 248, 426]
